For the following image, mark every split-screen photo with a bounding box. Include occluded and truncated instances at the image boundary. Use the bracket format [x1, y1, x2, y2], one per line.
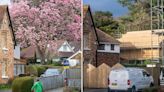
[0, 0, 164, 92]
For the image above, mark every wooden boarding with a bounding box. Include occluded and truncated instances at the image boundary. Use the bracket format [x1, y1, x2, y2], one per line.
[84, 63, 125, 88]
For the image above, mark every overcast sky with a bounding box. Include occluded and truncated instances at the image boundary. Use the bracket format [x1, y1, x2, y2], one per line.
[0, 0, 11, 5]
[83, 0, 129, 17]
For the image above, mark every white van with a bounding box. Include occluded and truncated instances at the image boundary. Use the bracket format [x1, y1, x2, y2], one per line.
[108, 68, 154, 92]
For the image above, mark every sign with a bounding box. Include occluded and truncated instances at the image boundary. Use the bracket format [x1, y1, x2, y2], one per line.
[64, 66, 70, 69]
[62, 60, 69, 66]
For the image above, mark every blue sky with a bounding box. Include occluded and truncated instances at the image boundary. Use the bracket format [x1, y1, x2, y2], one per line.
[83, 0, 129, 17]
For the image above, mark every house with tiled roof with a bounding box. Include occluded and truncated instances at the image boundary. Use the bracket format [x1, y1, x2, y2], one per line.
[20, 40, 81, 64]
[0, 5, 16, 83]
[83, 5, 120, 67]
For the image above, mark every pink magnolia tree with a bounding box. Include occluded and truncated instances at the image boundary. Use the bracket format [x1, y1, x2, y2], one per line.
[9, 0, 81, 64]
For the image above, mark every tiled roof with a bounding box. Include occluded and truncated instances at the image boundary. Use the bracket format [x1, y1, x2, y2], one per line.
[20, 40, 81, 59]
[96, 28, 120, 44]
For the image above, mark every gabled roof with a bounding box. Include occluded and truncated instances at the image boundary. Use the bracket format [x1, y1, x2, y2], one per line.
[0, 5, 16, 47]
[83, 5, 99, 44]
[96, 28, 120, 44]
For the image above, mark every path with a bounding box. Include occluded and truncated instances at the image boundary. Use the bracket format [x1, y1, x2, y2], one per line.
[84, 88, 107, 92]
[45, 87, 63, 92]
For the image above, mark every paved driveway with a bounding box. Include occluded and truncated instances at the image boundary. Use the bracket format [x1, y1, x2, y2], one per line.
[0, 90, 11, 92]
[84, 88, 108, 92]
[45, 87, 63, 92]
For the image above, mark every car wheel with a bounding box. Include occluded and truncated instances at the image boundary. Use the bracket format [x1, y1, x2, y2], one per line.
[150, 82, 154, 87]
[128, 86, 136, 92]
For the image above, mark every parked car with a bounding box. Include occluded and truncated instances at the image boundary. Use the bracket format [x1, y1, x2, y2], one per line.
[108, 68, 154, 92]
[40, 68, 61, 77]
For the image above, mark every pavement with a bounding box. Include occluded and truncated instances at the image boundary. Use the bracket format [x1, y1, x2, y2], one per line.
[84, 88, 107, 92]
[45, 87, 64, 92]
[0, 90, 11, 92]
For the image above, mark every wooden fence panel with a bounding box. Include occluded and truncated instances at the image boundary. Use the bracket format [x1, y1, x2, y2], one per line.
[87, 64, 97, 88]
[84, 63, 126, 88]
[84, 63, 111, 88]
[97, 63, 111, 88]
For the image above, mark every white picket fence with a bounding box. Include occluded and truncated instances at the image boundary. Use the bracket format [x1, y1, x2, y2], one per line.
[39, 75, 64, 90]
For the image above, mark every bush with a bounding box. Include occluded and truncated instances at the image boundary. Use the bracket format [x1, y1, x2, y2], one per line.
[143, 87, 159, 92]
[26, 65, 46, 77]
[122, 64, 146, 67]
[26, 65, 38, 76]
[12, 77, 34, 92]
[53, 62, 62, 66]
[36, 66, 46, 77]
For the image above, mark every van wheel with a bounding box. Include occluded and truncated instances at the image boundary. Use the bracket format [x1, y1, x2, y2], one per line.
[131, 86, 136, 92]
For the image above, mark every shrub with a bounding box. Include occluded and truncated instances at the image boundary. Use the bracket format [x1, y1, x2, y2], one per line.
[36, 66, 46, 77]
[26, 65, 46, 77]
[26, 65, 38, 76]
[12, 77, 34, 92]
[53, 62, 62, 66]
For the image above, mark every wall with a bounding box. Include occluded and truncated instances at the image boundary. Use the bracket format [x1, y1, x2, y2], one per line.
[0, 12, 14, 84]
[97, 53, 119, 67]
[83, 8, 97, 66]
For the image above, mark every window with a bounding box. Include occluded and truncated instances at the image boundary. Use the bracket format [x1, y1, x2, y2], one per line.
[1, 32, 7, 48]
[98, 44, 105, 50]
[111, 44, 114, 50]
[63, 45, 67, 51]
[84, 33, 89, 49]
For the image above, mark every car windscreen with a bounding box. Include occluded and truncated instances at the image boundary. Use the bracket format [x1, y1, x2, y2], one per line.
[45, 69, 60, 75]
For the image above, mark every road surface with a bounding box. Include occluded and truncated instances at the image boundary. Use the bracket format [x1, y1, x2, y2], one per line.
[84, 88, 107, 92]
[45, 87, 63, 92]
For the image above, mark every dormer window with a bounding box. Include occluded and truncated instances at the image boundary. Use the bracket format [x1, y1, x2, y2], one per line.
[98, 44, 105, 50]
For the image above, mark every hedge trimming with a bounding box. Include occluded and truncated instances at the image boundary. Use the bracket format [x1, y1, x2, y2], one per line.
[12, 77, 34, 92]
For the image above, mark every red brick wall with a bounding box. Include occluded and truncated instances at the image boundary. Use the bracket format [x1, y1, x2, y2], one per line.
[97, 52, 119, 67]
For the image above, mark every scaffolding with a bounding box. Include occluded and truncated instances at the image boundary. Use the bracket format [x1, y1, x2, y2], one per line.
[151, 0, 164, 64]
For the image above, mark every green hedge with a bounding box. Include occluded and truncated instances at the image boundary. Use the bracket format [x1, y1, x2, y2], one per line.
[36, 66, 46, 77]
[122, 64, 146, 67]
[26, 65, 46, 77]
[12, 77, 34, 92]
[143, 87, 159, 92]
